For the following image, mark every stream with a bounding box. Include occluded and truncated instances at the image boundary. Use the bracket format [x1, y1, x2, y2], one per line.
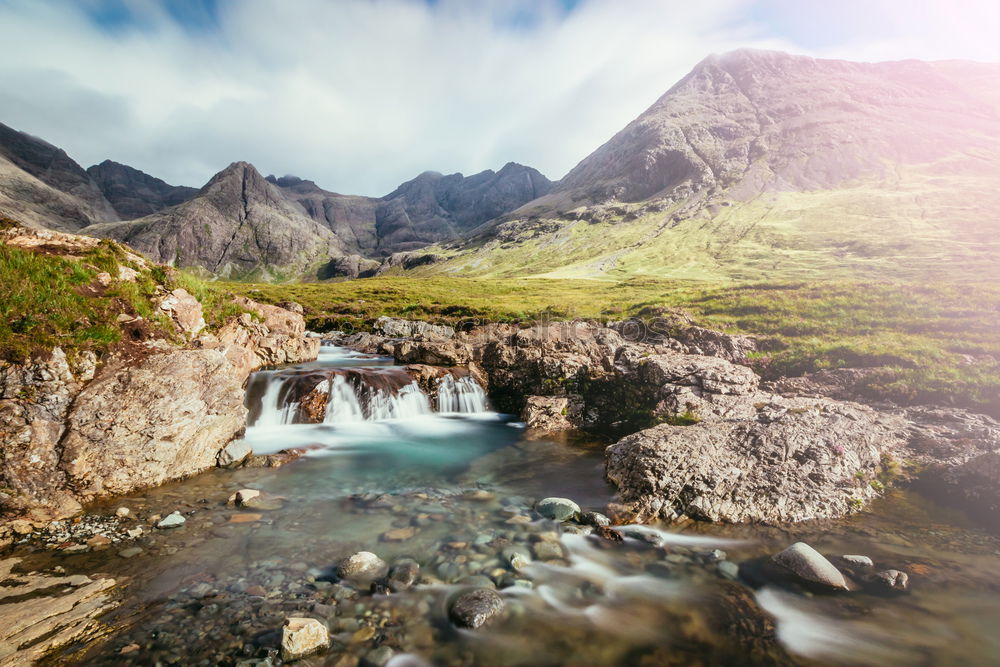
[16, 344, 1000, 665]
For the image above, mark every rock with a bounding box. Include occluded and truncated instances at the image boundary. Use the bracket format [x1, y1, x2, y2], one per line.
[156, 512, 186, 529]
[772, 542, 848, 591]
[125, 527, 142, 538]
[281, 617, 330, 661]
[718, 560, 740, 580]
[157, 288, 206, 335]
[532, 541, 565, 561]
[362, 646, 395, 667]
[338, 552, 387, 581]
[229, 513, 264, 524]
[579, 511, 611, 527]
[380, 526, 417, 542]
[373, 317, 455, 341]
[873, 569, 909, 592]
[387, 559, 420, 592]
[229, 488, 260, 506]
[521, 395, 583, 432]
[8, 519, 34, 535]
[605, 399, 907, 523]
[86, 534, 111, 548]
[448, 588, 505, 629]
[841, 555, 874, 568]
[118, 547, 142, 559]
[114, 507, 131, 518]
[218, 439, 252, 468]
[535, 497, 581, 521]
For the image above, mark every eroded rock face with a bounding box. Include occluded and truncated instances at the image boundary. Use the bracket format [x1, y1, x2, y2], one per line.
[0, 348, 93, 519]
[605, 398, 907, 523]
[60, 348, 246, 501]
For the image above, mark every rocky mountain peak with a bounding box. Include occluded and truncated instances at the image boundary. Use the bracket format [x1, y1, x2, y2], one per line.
[86, 159, 196, 219]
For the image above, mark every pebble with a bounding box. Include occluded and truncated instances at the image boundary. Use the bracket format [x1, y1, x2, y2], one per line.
[718, 561, 740, 580]
[281, 617, 330, 661]
[156, 512, 186, 529]
[448, 588, 505, 629]
[362, 646, 395, 667]
[229, 513, 264, 524]
[115, 507, 131, 518]
[535, 497, 581, 522]
[118, 547, 143, 559]
[579, 511, 611, 527]
[339, 552, 387, 581]
[842, 554, 874, 568]
[873, 569, 910, 592]
[381, 526, 417, 542]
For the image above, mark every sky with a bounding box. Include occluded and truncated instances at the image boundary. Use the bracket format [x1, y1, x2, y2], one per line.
[1, 0, 999, 196]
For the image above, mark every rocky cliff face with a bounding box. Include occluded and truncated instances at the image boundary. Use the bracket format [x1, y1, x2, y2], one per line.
[555, 49, 1000, 205]
[0, 122, 119, 231]
[82, 162, 347, 280]
[87, 159, 198, 219]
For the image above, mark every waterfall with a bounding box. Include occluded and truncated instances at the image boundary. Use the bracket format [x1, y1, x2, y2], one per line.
[247, 348, 492, 429]
[437, 375, 489, 414]
[254, 372, 300, 427]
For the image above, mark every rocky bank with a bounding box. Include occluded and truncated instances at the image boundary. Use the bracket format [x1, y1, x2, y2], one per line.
[0, 227, 318, 531]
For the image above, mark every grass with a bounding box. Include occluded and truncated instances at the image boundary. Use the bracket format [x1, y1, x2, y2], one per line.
[0, 229, 252, 363]
[229, 276, 1000, 417]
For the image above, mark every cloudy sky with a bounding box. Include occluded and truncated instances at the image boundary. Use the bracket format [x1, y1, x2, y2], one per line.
[1, 0, 998, 196]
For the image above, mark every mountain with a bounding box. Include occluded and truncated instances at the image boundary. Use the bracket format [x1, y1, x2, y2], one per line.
[267, 163, 552, 255]
[412, 49, 1000, 281]
[83, 162, 347, 280]
[373, 164, 552, 252]
[87, 160, 198, 219]
[0, 122, 118, 231]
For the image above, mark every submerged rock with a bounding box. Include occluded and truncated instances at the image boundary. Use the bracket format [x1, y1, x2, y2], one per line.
[338, 552, 387, 581]
[218, 439, 252, 468]
[772, 542, 848, 591]
[281, 617, 329, 661]
[536, 497, 580, 521]
[872, 569, 909, 592]
[448, 588, 505, 629]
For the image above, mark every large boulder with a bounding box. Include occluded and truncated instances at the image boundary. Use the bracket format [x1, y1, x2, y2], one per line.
[59, 348, 247, 501]
[373, 316, 455, 341]
[605, 398, 907, 523]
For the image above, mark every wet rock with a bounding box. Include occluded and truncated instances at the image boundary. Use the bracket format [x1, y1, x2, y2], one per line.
[593, 525, 624, 543]
[448, 588, 505, 629]
[532, 541, 565, 561]
[718, 560, 740, 580]
[362, 646, 395, 667]
[501, 546, 532, 571]
[579, 511, 611, 527]
[521, 395, 583, 432]
[536, 497, 580, 521]
[458, 575, 496, 589]
[339, 552, 387, 581]
[873, 569, 909, 592]
[772, 542, 848, 591]
[841, 555, 874, 568]
[118, 547, 142, 559]
[156, 512, 186, 529]
[281, 617, 330, 661]
[114, 507, 131, 518]
[381, 526, 417, 542]
[218, 439, 252, 468]
[229, 488, 261, 506]
[373, 317, 455, 341]
[387, 559, 420, 592]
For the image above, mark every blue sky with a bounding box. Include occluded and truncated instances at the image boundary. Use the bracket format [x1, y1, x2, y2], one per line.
[1, 0, 998, 195]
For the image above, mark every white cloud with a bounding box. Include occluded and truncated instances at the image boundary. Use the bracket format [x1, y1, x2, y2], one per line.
[6, 0, 994, 196]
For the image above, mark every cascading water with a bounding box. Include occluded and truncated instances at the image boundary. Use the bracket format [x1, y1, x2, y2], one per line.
[437, 374, 489, 413]
[246, 346, 489, 429]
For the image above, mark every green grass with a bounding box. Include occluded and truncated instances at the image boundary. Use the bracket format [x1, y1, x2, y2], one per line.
[229, 276, 1000, 417]
[0, 232, 252, 363]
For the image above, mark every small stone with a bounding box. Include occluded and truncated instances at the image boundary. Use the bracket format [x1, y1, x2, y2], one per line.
[218, 439, 253, 468]
[381, 526, 417, 542]
[448, 588, 505, 628]
[842, 555, 874, 568]
[504, 515, 532, 525]
[701, 549, 727, 563]
[246, 585, 268, 597]
[118, 547, 143, 559]
[126, 527, 143, 538]
[532, 541, 565, 561]
[387, 559, 420, 591]
[189, 582, 214, 598]
[536, 497, 581, 522]
[229, 489, 261, 506]
[119, 643, 140, 655]
[339, 552, 387, 581]
[86, 534, 112, 548]
[873, 569, 909, 591]
[9, 520, 34, 535]
[282, 617, 330, 661]
[772, 542, 848, 590]
[362, 646, 395, 667]
[351, 626, 376, 643]
[229, 513, 264, 524]
[115, 507, 131, 519]
[579, 511, 610, 527]
[156, 512, 186, 529]
[718, 561, 740, 580]
[461, 490, 496, 502]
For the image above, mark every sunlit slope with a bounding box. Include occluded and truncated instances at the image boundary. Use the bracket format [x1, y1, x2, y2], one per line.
[407, 163, 1000, 282]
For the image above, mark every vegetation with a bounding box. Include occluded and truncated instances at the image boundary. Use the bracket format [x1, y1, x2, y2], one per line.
[231, 276, 1000, 417]
[0, 228, 248, 363]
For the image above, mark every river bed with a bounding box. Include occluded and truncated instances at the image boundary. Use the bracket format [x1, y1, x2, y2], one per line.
[10, 346, 1000, 666]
